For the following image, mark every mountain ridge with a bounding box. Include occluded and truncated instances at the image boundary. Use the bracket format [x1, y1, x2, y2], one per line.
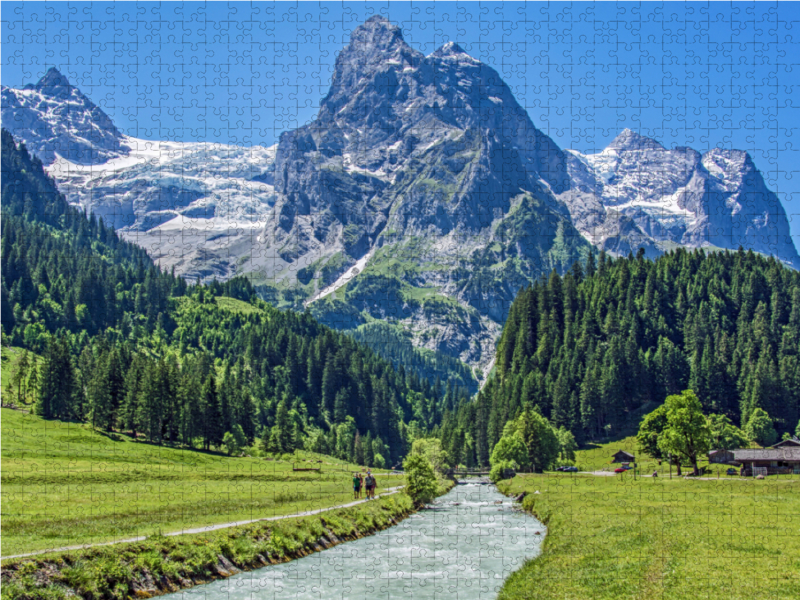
[2, 19, 798, 374]
[561, 130, 800, 269]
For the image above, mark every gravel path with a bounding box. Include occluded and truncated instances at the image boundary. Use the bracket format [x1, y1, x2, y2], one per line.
[1, 486, 405, 561]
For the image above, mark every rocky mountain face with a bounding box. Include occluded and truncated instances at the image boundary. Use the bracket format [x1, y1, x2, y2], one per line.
[1, 67, 129, 165]
[254, 16, 592, 372]
[561, 129, 800, 268]
[3, 21, 798, 376]
[2, 68, 278, 280]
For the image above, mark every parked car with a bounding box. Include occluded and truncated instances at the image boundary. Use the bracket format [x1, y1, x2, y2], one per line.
[563, 466, 578, 472]
[622, 465, 633, 471]
[614, 467, 627, 473]
[726, 468, 737, 476]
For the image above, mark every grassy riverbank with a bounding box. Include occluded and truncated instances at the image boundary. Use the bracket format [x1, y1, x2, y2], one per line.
[1, 408, 398, 556]
[0, 490, 420, 600]
[497, 474, 800, 600]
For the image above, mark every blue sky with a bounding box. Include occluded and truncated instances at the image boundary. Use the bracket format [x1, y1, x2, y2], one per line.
[3, 1, 799, 240]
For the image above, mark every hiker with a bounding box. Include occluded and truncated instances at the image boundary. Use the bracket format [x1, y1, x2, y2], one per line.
[358, 472, 364, 498]
[365, 471, 376, 499]
[652, 470, 658, 478]
[353, 472, 361, 500]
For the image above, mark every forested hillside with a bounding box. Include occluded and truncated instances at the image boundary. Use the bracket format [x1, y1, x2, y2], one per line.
[440, 248, 800, 466]
[0, 128, 444, 466]
[349, 321, 479, 396]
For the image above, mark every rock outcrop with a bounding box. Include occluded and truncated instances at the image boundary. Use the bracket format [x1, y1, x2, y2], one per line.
[3, 22, 798, 372]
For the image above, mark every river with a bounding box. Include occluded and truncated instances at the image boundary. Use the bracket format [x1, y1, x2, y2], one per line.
[164, 480, 546, 600]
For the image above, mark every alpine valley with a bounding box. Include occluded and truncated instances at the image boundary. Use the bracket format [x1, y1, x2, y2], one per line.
[3, 16, 798, 380]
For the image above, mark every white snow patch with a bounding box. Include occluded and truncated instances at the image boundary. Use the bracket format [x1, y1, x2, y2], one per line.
[305, 248, 375, 305]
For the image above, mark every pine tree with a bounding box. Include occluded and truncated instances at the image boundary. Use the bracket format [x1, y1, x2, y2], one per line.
[201, 374, 222, 450]
[274, 397, 293, 453]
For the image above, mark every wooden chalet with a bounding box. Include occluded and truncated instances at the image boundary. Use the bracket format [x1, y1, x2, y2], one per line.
[725, 448, 800, 476]
[611, 450, 635, 463]
[708, 449, 735, 464]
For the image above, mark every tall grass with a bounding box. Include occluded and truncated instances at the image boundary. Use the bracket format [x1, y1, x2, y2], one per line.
[1, 409, 399, 555]
[498, 474, 800, 600]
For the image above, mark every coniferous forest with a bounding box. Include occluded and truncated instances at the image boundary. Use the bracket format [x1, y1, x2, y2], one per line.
[1, 129, 463, 466]
[5, 124, 800, 471]
[439, 247, 800, 467]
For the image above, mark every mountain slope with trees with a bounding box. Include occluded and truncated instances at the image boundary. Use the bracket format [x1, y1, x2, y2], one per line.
[440, 247, 800, 466]
[1, 128, 444, 465]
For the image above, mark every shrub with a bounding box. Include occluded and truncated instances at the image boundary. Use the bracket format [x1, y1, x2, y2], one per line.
[402, 453, 437, 506]
[489, 460, 518, 483]
[744, 408, 778, 447]
[223, 424, 247, 456]
[490, 434, 528, 470]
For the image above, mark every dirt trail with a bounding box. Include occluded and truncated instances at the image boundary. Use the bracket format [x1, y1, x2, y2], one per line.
[1, 486, 405, 561]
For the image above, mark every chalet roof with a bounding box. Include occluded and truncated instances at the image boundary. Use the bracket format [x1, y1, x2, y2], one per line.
[730, 448, 800, 462]
[612, 450, 635, 458]
[771, 438, 800, 448]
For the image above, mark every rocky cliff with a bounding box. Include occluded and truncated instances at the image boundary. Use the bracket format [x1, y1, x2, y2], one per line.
[3, 21, 798, 374]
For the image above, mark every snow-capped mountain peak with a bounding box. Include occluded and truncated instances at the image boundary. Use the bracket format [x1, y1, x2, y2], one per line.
[561, 134, 800, 268]
[2, 67, 127, 165]
[28, 67, 73, 96]
[606, 128, 666, 152]
[2, 17, 798, 377]
[3, 70, 279, 281]
[431, 41, 479, 62]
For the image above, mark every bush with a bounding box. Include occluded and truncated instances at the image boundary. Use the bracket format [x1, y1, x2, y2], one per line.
[744, 408, 777, 447]
[373, 452, 385, 469]
[409, 438, 449, 473]
[222, 425, 246, 456]
[489, 460, 518, 483]
[490, 434, 528, 470]
[403, 453, 437, 505]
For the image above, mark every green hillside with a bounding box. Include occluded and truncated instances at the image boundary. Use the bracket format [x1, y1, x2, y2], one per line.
[498, 474, 800, 600]
[0, 127, 446, 468]
[0, 408, 396, 556]
[440, 248, 800, 466]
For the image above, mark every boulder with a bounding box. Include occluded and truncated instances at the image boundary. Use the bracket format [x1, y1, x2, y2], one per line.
[214, 555, 240, 577]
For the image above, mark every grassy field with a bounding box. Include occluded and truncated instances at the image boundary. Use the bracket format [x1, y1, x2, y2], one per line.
[498, 474, 800, 600]
[574, 434, 701, 474]
[574, 435, 767, 478]
[1, 490, 419, 600]
[0, 408, 399, 556]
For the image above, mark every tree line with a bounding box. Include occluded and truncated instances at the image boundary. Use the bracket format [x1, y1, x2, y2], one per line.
[438, 247, 800, 467]
[1, 128, 450, 465]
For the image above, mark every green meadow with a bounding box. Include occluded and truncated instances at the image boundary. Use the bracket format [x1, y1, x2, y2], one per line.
[1, 408, 399, 556]
[498, 473, 800, 600]
[574, 435, 771, 479]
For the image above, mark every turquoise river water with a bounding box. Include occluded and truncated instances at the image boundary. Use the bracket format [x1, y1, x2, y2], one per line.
[165, 481, 546, 599]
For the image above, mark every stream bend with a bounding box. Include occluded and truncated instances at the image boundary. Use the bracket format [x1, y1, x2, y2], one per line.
[166, 480, 546, 600]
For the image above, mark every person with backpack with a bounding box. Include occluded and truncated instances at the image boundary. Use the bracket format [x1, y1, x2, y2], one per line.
[365, 471, 376, 499]
[353, 472, 362, 500]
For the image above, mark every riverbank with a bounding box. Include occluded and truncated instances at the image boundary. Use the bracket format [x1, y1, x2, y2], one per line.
[497, 474, 800, 600]
[1, 486, 408, 561]
[1, 409, 398, 556]
[151, 479, 540, 600]
[2, 480, 454, 600]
